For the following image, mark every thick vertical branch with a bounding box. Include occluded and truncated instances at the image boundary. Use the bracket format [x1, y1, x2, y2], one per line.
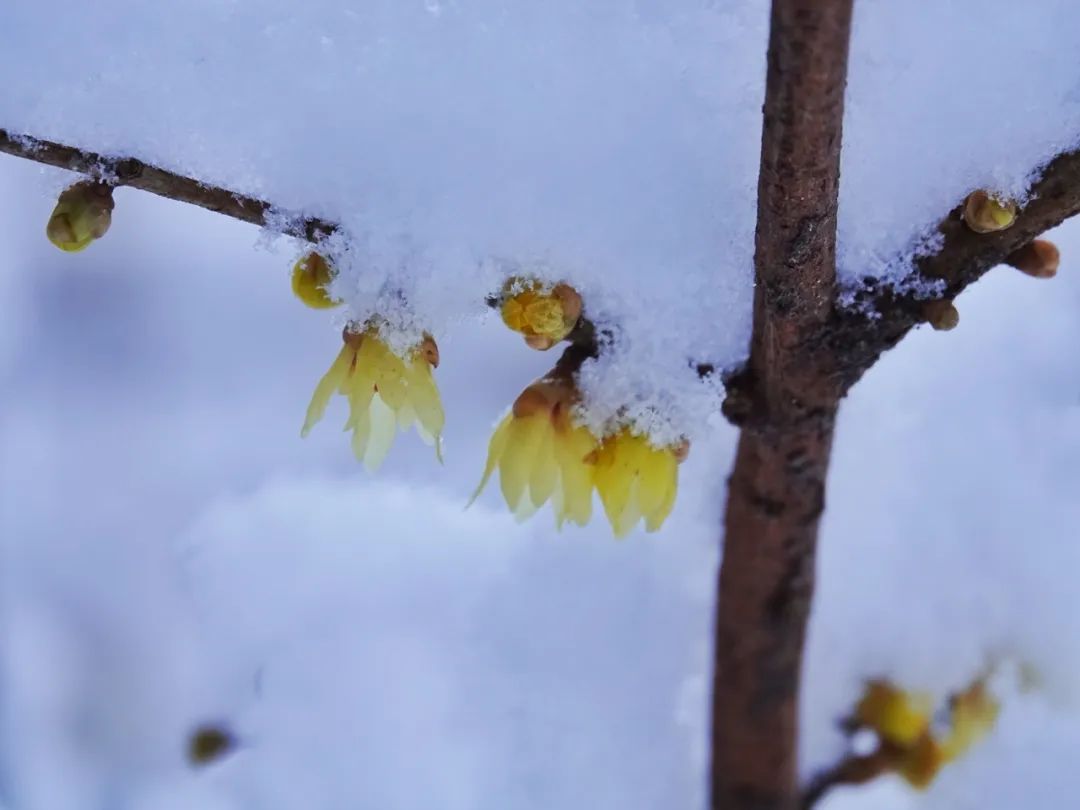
[711, 3, 854, 809]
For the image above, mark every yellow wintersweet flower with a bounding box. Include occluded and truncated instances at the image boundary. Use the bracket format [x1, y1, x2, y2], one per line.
[849, 677, 999, 791]
[591, 429, 687, 537]
[302, 326, 444, 470]
[291, 252, 341, 309]
[472, 377, 598, 527]
[46, 181, 114, 252]
[500, 279, 583, 350]
[854, 680, 934, 749]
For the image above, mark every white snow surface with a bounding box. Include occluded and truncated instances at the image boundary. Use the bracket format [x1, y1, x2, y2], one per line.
[3, 0, 1077, 438]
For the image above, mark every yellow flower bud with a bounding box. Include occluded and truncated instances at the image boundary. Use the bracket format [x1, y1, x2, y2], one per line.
[1006, 239, 1059, 279]
[187, 724, 236, 766]
[46, 181, 114, 252]
[923, 299, 959, 331]
[962, 190, 1017, 234]
[500, 279, 583, 349]
[291, 252, 341, 309]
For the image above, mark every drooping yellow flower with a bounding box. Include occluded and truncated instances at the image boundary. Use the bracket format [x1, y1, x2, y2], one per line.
[291, 252, 341, 309]
[591, 429, 686, 537]
[500, 279, 583, 350]
[46, 181, 114, 252]
[302, 326, 444, 470]
[472, 377, 598, 527]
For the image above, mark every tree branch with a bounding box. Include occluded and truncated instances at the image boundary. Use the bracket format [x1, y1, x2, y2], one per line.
[711, 3, 853, 810]
[824, 146, 1080, 393]
[0, 129, 336, 243]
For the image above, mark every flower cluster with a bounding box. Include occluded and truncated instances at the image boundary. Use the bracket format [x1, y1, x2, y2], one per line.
[472, 375, 686, 536]
[302, 326, 444, 471]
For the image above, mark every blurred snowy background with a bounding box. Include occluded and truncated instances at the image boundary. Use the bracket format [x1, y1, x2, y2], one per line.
[2, 1, 1080, 809]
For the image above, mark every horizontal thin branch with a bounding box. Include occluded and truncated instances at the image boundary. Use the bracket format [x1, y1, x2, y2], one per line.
[0, 128, 336, 243]
[827, 147, 1080, 393]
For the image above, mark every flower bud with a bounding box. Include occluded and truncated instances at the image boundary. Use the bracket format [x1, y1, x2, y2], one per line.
[500, 279, 583, 349]
[418, 333, 440, 368]
[962, 190, 1017, 234]
[46, 182, 114, 252]
[291, 252, 340, 309]
[923, 299, 959, 331]
[1005, 239, 1059, 279]
[187, 724, 236, 766]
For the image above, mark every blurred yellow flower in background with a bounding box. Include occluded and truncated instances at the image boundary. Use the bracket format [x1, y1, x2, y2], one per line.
[303, 326, 443, 470]
[854, 680, 934, 749]
[849, 677, 1000, 790]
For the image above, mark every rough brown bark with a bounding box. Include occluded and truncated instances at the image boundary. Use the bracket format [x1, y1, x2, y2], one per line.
[711, 2, 853, 809]
[0, 129, 336, 243]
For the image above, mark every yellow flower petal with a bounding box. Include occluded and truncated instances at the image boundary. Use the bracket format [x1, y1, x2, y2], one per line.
[364, 393, 397, 472]
[594, 435, 641, 537]
[941, 683, 998, 761]
[405, 358, 445, 440]
[641, 449, 679, 532]
[302, 344, 355, 437]
[644, 475, 677, 533]
[349, 404, 372, 461]
[470, 414, 512, 505]
[557, 426, 596, 527]
[529, 423, 559, 509]
[500, 415, 545, 513]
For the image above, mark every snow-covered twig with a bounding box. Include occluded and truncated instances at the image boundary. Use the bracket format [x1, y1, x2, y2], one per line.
[0, 128, 337, 243]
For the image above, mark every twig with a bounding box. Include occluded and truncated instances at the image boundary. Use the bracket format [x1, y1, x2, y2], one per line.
[0, 129, 336, 243]
[799, 749, 895, 810]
